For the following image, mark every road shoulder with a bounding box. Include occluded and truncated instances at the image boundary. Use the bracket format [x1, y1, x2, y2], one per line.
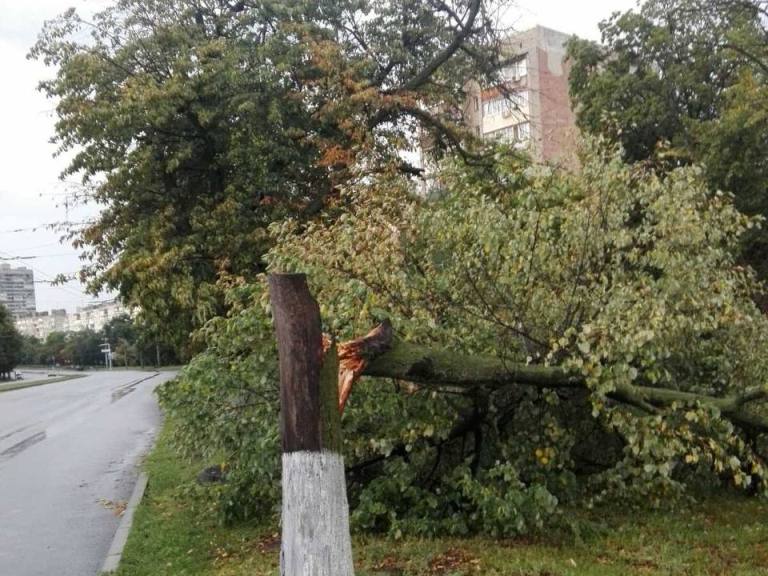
[101, 472, 150, 574]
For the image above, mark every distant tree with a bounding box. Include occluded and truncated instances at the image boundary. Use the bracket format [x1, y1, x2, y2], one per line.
[31, 0, 506, 352]
[102, 315, 135, 347]
[567, 0, 768, 286]
[0, 305, 23, 379]
[68, 330, 106, 367]
[19, 335, 44, 365]
[44, 332, 69, 366]
[103, 314, 144, 365]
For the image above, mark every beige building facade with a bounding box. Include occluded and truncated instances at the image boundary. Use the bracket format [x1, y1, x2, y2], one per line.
[15, 299, 129, 340]
[464, 25, 577, 164]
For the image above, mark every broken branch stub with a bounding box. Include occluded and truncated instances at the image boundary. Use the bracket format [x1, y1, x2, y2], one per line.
[336, 320, 394, 413]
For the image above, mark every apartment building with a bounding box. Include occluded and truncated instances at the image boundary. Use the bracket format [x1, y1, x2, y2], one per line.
[68, 300, 128, 333]
[14, 309, 68, 340]
[0, 263, 36, 316]
[464, 25, 577, 164]
[15, 299, 129, 340]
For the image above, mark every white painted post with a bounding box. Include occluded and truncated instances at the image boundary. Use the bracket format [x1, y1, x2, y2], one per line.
[269, 274, 355, 576]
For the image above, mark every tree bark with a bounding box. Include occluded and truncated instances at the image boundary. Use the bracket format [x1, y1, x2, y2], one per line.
[269, 273, 354, 576]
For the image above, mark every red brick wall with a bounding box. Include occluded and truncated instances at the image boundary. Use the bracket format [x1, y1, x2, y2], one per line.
[536, 47, 577, 166]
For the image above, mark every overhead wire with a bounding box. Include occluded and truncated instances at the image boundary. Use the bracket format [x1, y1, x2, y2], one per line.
[0, 220, 92, 234]
[0, 249, 87, 300]
[0, 253, 84, 260]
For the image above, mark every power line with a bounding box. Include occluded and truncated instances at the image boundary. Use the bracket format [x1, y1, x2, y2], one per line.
[14, 241, 67, 251]
[0, 254, 82, 261]
[0, 221, 92, 235]
[0, 250, 86, 300]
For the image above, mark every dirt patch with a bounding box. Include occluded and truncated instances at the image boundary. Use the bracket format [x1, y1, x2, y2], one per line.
[255, 532, 280, 554]
[371, 554, 406, 574]
[428, 547, 481, 575]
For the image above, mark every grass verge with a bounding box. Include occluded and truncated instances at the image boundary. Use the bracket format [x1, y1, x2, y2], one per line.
[114, 422, 768, 576]
[0, 373, 86, 393]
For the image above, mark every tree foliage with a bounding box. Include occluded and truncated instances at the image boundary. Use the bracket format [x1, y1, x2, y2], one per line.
[31, 0, 505, 352]
[159, 143, 768, 535]
[567, 0, 768, 285]
[0, 305, 23, 379]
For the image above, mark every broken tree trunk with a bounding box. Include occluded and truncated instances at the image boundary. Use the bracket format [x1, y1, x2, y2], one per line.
[269, 273, 355, 576]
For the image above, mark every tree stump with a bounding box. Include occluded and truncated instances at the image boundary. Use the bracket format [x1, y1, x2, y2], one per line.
[269, 273, 355, 576]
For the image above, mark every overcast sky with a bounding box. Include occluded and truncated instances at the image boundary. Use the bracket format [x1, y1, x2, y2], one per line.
[0, 0, 638, 313]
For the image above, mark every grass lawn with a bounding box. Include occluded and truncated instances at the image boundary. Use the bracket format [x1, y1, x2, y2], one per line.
[113, 424, 768, 576]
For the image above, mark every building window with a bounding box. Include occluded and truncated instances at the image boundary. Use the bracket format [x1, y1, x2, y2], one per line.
[485, 121, 531, 145]
[486, 126, 515, 141]
[483, 97, 504, 117]
[482, 91, 529, 118]
[516, 121, 530, 142]
[502, 55, 527, 82]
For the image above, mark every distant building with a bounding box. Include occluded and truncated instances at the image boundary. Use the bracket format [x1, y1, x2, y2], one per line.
[14, 300, 129, 340]
[464, 25, 577, 164]
[68, 300, 128, 333]
[14, 309, 68, 340]
[0, 263, 36, 316]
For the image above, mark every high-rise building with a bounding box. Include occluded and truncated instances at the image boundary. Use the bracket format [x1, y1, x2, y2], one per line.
[0, 263, 36, 316]
[463, 25, 577, 165]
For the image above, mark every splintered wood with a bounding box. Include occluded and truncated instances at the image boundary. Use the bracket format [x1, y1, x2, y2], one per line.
[326, 321, 394, 414]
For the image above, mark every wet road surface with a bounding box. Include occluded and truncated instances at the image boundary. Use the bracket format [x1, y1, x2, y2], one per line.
[0, 370, 173, 576]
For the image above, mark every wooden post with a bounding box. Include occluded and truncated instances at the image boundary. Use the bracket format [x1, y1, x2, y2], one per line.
[268, 273, 355, 576]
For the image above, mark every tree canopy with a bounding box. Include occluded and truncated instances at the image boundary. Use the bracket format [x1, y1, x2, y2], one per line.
[31, 0, 506, 354]
[567, 0, 768, 285]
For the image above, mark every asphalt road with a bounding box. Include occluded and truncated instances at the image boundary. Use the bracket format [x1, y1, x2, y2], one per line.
[0, 370, 173, 576]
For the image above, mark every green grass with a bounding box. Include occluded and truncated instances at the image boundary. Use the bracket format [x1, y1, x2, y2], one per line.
[0, 373, 86, 393]
[114, 424, 768, 576]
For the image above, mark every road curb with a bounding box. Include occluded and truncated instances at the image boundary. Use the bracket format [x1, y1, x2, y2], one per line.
[101, 472, 149, 574]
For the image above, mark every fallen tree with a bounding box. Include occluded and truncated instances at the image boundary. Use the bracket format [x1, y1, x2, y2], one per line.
[159, 144, 768, 535]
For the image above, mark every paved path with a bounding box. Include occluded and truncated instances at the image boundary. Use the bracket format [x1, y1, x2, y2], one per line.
[0, 370, 173, 576]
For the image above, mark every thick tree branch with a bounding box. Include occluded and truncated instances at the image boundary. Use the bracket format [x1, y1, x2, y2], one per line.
[392, 0, 482, 93]
[336, 323, 768, 433]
